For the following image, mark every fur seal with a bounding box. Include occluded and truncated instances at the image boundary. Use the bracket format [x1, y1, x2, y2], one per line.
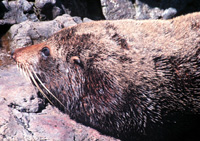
[12, 12, 200, 141]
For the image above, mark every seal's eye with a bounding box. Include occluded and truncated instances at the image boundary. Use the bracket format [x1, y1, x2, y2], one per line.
[41, 47, 50, 57]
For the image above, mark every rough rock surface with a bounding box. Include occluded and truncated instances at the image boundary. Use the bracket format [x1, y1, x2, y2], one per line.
[1, 0, 38, 25]
[101, 0, 136, 20]
[101, 0, 200, 20]
[0, 65, 118, 141]
[1, 0, 200, 26]
[0, 0, 103, 38]
[7, 14, 82, 50]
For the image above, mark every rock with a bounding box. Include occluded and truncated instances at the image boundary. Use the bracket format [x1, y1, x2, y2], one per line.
[0, 65, 118, 140]
[35, 0, 63, 20]
[0, 98, 34, 140]
[162, 7, 177, 19]
[1, 0, 200, 27]
[101, 0, 136, 20]
[100, 0, 200, 20]
[7, 14, 85, 50]
[83, 17, 93, 23]
[100, 0, 164, 20]
[35, 0, 57, 9]
[0, 0, 8, 19]
[134, 0, 163, 20]
[0, 65, 42, 113]
[85, 0, 105, 20]
[72, 16, 83, 24]
[34, 0, 95, 21]
[0, 19, 15, 25]
[2, 0, 38, 24]
[0, 65, 40, 140]
[0, 0, 38, 38]
[60, 0, 88, 19]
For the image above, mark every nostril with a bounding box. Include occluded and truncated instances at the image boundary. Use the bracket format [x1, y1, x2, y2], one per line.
[11, 50, 15, 60]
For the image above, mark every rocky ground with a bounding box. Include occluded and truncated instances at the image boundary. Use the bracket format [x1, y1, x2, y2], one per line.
[0, 0, 200, 140]
[0, 65, 118, 140]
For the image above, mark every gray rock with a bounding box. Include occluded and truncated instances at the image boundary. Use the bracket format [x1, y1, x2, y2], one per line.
[0, 65, 42, 113]
[100, 0, 164, 20]
[7, 14, 84, 50]
[100, 0, 200, 20]
[35, 0, 57, 9]
[0, 98, 34, 140]
[0, 19, 15, 25]
[135, 0, 163, 20]
[22, 0, 34, 13]
[73, 16, 83, 24]
[83, 17, 93, 23]
[101, 0, 136, 20]
[162, 7, 177, 19]
[2, 0, 38, 24]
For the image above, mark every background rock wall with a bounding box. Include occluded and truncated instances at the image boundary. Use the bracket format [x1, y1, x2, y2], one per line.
[0, 0, 200, 140]
[1, 0, 200, 50]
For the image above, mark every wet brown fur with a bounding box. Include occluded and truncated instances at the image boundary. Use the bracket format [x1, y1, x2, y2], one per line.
[13, 12, 200, 141]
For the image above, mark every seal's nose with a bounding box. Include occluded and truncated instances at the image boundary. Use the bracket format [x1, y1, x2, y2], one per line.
[11, 50, 16, 61]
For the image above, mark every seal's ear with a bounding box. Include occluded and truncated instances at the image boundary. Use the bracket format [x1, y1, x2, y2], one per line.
[70, 56, 80, 64]
[70, 56, 84, 68]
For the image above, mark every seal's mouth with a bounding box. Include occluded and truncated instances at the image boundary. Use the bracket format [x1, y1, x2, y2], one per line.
[16, 62, 66, 108]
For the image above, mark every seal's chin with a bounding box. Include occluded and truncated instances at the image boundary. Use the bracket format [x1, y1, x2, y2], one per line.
[16, 62, 66, 108]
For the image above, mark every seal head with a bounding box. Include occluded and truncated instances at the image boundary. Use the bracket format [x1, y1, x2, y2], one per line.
[12, 13, 200, 141]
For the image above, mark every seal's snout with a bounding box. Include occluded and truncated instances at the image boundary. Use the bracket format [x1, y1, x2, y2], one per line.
[10, 48, 27, 63]
[10, 43, 49, 64]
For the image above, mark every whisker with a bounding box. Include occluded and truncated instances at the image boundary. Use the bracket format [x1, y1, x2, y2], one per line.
[24, 65, 31, 82]
[26, 66, 54, 106]
[29, 66, 66, 108]
[19, 65, 22, 75]
[22, 67, 26, 78]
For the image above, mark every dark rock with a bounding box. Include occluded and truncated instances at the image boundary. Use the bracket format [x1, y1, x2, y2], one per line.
[139, 0, 200, 18]
[60, 0, 88, 19]
[160, 0, 193, 12]
[34, 0, 104, 21]
[0, 1, 8, 19]
[85, 0, 105, 20]
[35, 0, 63, 20]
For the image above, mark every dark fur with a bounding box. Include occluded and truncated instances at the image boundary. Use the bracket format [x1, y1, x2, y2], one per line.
[13, 13, 200, 141]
